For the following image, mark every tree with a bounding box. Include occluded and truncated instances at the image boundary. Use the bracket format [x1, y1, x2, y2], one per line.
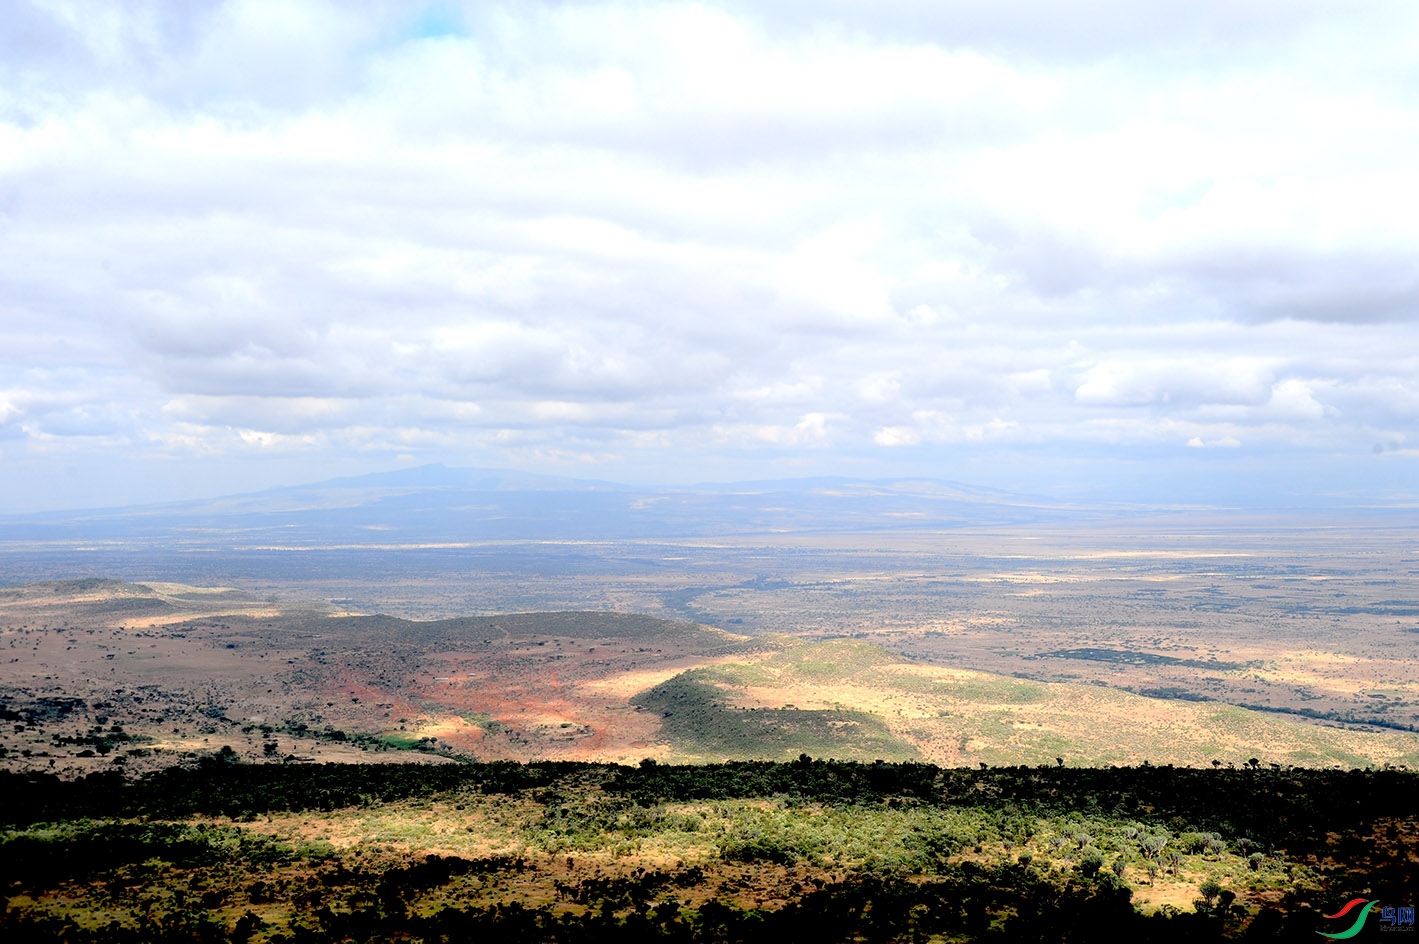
[1198, 879, 1222, 908]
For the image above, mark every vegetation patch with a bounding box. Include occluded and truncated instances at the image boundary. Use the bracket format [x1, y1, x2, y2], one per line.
[1040, 648, 1260, 672]
[631, 673, 916, 762]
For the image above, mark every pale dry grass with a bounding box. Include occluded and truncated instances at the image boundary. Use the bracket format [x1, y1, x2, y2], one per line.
[118, 609, 286, 627]
[577, 653, 754, 702]
[1249, 650, 1417, 696]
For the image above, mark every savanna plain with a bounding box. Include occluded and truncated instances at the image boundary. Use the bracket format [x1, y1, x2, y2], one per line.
[2, 516, 1417, 941]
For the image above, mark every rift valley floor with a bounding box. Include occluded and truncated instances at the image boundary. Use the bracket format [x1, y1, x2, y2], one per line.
[3, 542, 1418, 777]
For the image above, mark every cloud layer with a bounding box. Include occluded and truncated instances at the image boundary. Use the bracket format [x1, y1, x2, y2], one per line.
[3, 1, 1418, 509]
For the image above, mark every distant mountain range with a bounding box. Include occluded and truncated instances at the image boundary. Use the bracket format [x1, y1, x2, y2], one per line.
[0, 464, 1090, 548]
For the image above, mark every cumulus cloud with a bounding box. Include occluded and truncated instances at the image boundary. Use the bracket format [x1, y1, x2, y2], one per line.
[2, 0, 1418, 508]
[1073, 356, 1279, 408]
[1186, 435, 1241, 449]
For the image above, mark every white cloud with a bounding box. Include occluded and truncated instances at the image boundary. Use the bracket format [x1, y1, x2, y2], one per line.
[873, 426, 919, 447]
[1186, 435, 1241, 449]
[1264, 379, 1328, 420]
[0, 394, 24, 426]
[3, 0, 1419, 508]
[1074, 357, 1274, 407]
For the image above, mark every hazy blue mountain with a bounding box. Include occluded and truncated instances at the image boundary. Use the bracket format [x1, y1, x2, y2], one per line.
[0, 464, 1074, 549]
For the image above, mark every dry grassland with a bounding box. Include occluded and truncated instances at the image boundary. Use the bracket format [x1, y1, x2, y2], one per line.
[641, 638, 1419, 768]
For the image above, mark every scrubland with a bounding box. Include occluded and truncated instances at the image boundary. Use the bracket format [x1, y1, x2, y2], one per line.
[5, 758, 1416, 941]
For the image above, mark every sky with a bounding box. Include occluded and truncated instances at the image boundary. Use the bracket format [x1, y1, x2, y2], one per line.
[2, 1, 1419, 512]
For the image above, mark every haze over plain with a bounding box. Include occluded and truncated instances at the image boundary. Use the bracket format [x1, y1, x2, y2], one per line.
[4, 1, 1419, 511]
